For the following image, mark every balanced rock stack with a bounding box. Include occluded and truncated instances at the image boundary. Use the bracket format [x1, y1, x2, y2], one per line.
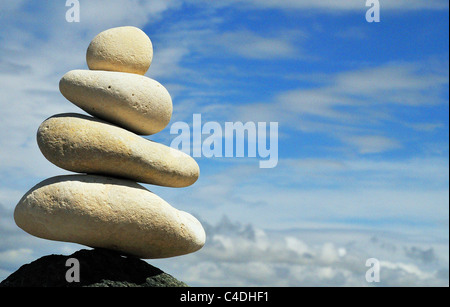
[14, 27, 205, 259]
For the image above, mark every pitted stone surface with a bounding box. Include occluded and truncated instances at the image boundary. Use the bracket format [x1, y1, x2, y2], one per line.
[60, 70, 172, 135]
[14, 175, 206, 259]
[37, 114, 199, 188]
[86, 26, 153, 75]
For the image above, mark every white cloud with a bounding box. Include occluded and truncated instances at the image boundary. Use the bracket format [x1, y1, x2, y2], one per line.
[189, 0, 448, 11]
[0, 1, 26, 14]
[286, 236, 311, 255]
[341, 135, 402, 154]
[149, 46, 191, 79]
[217, 30, 300, 59]
[3, 215, 446, 286]
[332, 63, 448, 106]
[405, 122, 445, 132]
[283, 61, 448, 118]
[151, 216, 449, 286]
[185, 60, 448, 156]
[61, 0, 183, 31]
[148, 155, 449, 239]
[149, 27, 304, 69]
[166, 68, 444, 171]
[335, 27, 368, 40]
[0, 249, 34, 267]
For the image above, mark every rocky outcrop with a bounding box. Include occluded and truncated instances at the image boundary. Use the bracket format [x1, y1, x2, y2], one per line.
[0, 249, 188, 287]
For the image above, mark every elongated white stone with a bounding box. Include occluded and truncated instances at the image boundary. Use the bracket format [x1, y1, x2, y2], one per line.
[37, 114, 199, 188]
[60, 70, 173, 135]
[14, 175, 206, 259]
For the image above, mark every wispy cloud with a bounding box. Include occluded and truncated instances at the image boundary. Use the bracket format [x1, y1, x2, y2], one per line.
[194, 59, 448, 123]
[341, 135, 401, 154]
[188, 0, 449, 11]
[217, 30, 302, 59]
[332, 63, 449, 106]
[183, 60, 448, 157]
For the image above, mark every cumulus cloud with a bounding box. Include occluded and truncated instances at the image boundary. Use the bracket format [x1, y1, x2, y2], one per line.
[152, 216, 449, 287]
[404, 247, 437, 264]
[1, 206, 448, 287]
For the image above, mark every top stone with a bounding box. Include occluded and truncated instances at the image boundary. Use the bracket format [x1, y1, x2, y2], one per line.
[86, 26, 153, 75]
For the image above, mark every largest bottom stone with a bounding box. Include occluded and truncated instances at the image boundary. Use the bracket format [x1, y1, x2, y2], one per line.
[14, 175, 205, 259]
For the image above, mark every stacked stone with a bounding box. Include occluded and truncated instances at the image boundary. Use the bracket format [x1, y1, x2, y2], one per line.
[14, 27, 206, 259]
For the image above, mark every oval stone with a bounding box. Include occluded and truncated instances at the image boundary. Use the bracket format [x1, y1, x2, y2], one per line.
[86, 26, 153, 75]
[37, 114, 199, 188]
[14, 175, 206, 259]
[59, 70, 173, 135]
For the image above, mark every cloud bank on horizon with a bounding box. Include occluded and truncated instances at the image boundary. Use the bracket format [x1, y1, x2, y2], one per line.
[0, 1, 448, 286]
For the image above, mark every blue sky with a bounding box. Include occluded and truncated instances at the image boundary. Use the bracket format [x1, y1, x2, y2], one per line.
[0, 1, 448, 286]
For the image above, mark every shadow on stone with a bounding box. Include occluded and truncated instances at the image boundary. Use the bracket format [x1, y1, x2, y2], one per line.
[0, 248, 188, 287]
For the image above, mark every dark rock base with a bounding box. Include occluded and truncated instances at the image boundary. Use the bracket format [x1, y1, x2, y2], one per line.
[0, 248, 188, 287]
